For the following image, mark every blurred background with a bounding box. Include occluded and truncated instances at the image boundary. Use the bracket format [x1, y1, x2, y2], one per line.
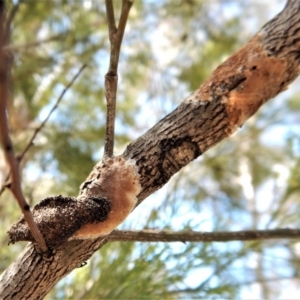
[1, 0, 300, 298]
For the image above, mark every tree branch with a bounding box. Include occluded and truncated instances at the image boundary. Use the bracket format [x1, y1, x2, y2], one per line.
[0, 0, 47, 252]
[110, 0, 132, 73]
[108, 228, 300, 243]
[2, 0, 300, 298]
[124, 0, 300, 201]
[105, 0, 117, 36]
[104, 0, 133, 157]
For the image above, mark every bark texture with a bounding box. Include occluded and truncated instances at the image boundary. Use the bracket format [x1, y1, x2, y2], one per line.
[124, 0, 300, 201]
[0, 238, 108, 300]
[8, 195, 111, 248]
[109, 229, 300, 243]
[1, 0, 300, 298]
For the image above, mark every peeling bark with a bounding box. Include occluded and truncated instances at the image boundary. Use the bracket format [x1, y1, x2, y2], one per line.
[1, 0, 300, 298]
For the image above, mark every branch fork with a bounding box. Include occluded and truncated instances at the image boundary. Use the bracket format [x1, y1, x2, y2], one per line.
[104, 0, 133, 158]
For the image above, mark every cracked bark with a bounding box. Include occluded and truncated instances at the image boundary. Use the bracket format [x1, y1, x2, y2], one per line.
[1, 0, 300, 298]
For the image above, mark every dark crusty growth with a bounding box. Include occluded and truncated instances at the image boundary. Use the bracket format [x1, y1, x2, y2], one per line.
[8, 195, 110, 248]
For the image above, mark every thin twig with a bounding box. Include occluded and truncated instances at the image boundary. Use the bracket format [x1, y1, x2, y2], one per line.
[18, 64, 87, 161]
[111, 0, 132, 72]
[3, 34, 63, 52]
[4, 0, 22, 43]
[108, 228, 300, 243]
[105, 0, 117, 35]
[103, 0, 133, 157]
[0, 64, 86, 197]
[0, 0, 48, 252]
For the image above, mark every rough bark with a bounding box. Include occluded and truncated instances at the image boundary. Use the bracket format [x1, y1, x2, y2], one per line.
[8, 195, 111, 248]
[1, 0, 300, 298]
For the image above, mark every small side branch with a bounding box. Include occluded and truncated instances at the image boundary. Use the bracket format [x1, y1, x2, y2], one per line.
[5, 0, 22, 43]
[18, 64, 86, 162]
[0, 64, 86, 197]
[108, 228, 300, 243]
[0, 1, 47, 252]
[4, 34, 64, 52]
[104, 0, 133, 157]
[105, 0, 117, 35]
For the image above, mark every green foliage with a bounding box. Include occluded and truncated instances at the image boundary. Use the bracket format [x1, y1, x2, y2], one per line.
[1, 0, 300, 299]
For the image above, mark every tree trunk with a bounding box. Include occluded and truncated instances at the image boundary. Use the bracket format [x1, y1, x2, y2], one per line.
[1, 0, 300, 298]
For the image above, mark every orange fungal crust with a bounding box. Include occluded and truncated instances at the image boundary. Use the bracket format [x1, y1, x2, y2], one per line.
[73, 156, 141, 239]
[195, 34, 289, 134]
